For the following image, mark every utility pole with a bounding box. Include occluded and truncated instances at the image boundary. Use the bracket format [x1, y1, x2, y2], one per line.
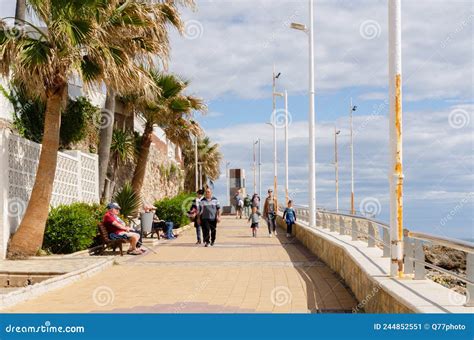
[226, 161, 230, 206]
[334, 127, 340, 212]
[194, 135, 199, 191]
[290, 0, 316, 227]
[284, 90, 289, 205]
[253, 141, 258, 194]
[350, 98, 356, 215]
[258, 138, 262, 202]
[389, 0, 404, 277]
[272, 65, 280, 200]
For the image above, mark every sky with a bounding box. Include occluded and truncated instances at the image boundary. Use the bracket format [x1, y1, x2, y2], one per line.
[0, 0, 471, 240]
[166, 0, 473, 240]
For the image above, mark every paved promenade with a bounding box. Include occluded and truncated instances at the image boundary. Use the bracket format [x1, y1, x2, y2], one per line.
[4, 216, 357, 313]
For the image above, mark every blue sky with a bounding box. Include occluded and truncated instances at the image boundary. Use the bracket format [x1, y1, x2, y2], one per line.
[167, 0, 473, 240]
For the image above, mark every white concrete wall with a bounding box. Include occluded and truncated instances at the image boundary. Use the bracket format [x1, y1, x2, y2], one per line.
[0, 129, 99, 259]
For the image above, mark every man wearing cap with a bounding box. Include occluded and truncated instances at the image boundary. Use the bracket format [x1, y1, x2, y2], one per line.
[263, 189, 278, 237]
[197, 188, 221, 247]
[103, 203, 143, 255]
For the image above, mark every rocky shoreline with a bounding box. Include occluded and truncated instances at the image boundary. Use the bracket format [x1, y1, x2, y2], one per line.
[424, 245, 467, 295]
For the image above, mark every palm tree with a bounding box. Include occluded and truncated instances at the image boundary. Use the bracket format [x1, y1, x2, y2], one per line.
[183, 136, 222, 191]
[0, 0, 190, 258]
[97, 1, 193, 200]
[130, 72, 206, 196]
[108, 129, 136, 191]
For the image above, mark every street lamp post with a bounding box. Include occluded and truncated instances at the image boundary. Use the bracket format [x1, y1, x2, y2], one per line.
[198, 162, 203, 189]
[258, 138, 262, 202]
[226, 161, 231, 206]
[389, 0, 404, 277]
[253, 141, 258, 194]
[272, 65, 281, 200]
[284, 90, 289, 205]
[291, 0, 316, 228]
[350, 98, 357, 215]
[334, 127, 341, 212]
[194, 135, 199, 191]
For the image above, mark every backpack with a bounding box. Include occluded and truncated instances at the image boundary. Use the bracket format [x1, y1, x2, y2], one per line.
[244, 197, 251, 207]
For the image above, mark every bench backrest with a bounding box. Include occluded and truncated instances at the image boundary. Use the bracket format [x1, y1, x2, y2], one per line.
[98, 223, 111, 243]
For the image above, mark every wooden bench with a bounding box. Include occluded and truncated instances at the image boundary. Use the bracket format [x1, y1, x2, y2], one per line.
[89, 223, 128, 256]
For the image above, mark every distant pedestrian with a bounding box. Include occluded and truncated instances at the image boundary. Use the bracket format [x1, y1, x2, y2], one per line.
[282, 200, 297, 237]
[188, 189, 204, 244]
[234, 189, 243, 219]
[243, 194, 251, 217]
[263, 189, 278, 237]
[248, 206, 261, 237]
[198, 188, 221, 247]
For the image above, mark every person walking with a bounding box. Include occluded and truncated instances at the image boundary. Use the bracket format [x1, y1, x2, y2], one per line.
[282, 200, 297, 238]
[243, 194, 251, 217]
[248, 206, 261, 237]
[251, 193, 260, 210]
[188, 189, 204, 244]
[198, 188, 221, 247]
[234, 189, 243, 219]
[263, 189, 278, 237]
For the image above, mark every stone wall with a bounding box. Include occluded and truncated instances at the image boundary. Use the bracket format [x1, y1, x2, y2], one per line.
[140, 135, 184, 204]
[276, 216, 414, 313]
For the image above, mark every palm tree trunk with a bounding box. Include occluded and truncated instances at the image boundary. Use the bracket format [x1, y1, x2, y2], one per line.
[131, 123, 153, 195]
[98, 89, 115, 201]
[15, 0, 26, 21]
[7, 86, 66, 258]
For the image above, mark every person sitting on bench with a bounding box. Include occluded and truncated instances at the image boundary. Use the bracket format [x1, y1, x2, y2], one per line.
[153, 214, 175, 239]
[103, 202, 144, 255]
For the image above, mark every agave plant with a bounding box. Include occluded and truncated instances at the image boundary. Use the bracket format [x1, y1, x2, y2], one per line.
[113, 182, 141, 218]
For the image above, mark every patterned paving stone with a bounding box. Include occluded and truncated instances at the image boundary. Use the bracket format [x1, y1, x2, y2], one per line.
[2, 216, 357, 313]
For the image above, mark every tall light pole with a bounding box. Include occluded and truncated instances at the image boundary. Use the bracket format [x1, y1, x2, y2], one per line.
[198, 162, 203, 189]
[389, 0, 404, 277]
[291, 0, 316, 228]
[226, 161, 231, 206]
[272, 65, 281, 200]
[350, 98, 357, 215]
[284, 90, 289, 205]
[258, 138, 262, 201]
[334, 127, 341, 212]
[194, 135, 199, 191]
[253, 141, 258, 194]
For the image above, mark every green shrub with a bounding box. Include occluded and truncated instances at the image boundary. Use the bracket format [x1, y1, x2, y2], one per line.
[154, 192, 195, 228]
[43, 203, 104, 254]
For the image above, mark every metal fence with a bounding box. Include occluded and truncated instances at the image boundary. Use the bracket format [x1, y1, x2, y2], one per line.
[287, 205, 474, 307]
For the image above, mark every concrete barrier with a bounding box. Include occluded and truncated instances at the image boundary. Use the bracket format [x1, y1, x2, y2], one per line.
[276, 216, 473, 313]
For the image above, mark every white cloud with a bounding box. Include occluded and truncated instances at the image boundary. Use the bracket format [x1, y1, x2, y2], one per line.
[169, 0, 473, 102]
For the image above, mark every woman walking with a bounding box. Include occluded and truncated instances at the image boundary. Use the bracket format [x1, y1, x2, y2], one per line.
[263, 189, 278, 237]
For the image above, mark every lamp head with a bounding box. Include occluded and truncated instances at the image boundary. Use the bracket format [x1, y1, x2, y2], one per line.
[291, 22, 307, 31]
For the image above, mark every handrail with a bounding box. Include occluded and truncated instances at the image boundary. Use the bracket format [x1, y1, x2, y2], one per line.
[408, 231, 474, 254]
[288, 205, 473, 306]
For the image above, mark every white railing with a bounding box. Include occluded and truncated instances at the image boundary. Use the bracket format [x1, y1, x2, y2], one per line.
[285, 205, 474, 307]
